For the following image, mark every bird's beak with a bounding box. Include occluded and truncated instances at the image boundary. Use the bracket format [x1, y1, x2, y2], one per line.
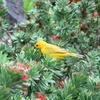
[34, 46, 36, 49]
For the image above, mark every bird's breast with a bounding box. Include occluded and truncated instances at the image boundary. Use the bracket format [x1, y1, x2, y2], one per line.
[41, 48, 47, 56]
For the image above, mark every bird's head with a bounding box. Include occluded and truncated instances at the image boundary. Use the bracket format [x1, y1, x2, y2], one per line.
[35, 40, 47, 49]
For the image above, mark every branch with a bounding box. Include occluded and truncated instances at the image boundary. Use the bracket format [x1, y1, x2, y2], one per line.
[1, 28, 12, 41]
[73, 43, 83, 54]
[42, 10, 54, 16]
[85, 24, 92, 35]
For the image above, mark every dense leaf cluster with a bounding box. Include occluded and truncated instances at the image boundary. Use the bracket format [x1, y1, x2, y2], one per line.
[0, 0, 100, 100]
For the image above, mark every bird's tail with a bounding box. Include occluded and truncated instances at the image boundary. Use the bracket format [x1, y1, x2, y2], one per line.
[69, 53, 84, 58]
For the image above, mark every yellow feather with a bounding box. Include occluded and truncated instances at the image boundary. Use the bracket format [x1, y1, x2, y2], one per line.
[35, 40, 83, 59]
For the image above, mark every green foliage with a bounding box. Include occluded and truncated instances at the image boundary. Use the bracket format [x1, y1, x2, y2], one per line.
[11, 94, 30, 100]
[0, 65, 24, 99]
[0, 0, 7, 16]
[0, 19, 10, 39]
[0, 87, 11, 100]
[0, 67, 23, 87]
[27, 55, 62, 94]
[23, 0, 34, 13]
[0, 0, 100, 100]
[0, 51, 13, 67]
[0, 0, 9, 40]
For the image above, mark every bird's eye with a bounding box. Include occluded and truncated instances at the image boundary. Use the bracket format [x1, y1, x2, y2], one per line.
[36, 44, 38, 46]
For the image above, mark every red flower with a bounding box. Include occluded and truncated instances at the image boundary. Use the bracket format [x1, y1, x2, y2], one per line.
[35, 92, 46, 100]
[93, 11, 98, 18]
[80, 74, 82, 77]
[57, 80, 65, 88]
[8, 67, 20, 73]
[80, 24, 86, 32]
[72, 0, 81, 2]
[19, 62, 30, 70]
[19, 63, 24, 68]
[22, 90, 26, 95]
[25, 63, 30, 70]
[68, 0, 81, 7]
[53, 34, 59, 40]
[69, 0, 81, 3]
[76, 0, 81, 2]
[22, 85, 28, 95]
[67, 1, 71, 7]
[14, 68, 20, 72]
[34, 61, 38, 65]
[8, 67, 12, 71]
[20, 74, 28, 80]
[97, 84, 100, 87]
[36, 92, 42, 97]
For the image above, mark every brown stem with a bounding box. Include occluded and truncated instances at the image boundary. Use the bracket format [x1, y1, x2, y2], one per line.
[85, 24, 92, 35]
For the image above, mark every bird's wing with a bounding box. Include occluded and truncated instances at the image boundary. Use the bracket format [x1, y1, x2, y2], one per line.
[45, 44, 71, 54]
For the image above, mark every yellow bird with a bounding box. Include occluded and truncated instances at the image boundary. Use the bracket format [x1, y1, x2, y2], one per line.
[35, 40, 83, 59]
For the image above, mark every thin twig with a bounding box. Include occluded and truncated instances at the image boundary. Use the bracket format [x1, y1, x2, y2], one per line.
[42, 10, 54, 16]
[1, 28, 12, 41]
[78, 19, 82, 34]
[73, 43, 83, 54]
[85, 24, 92, 35]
